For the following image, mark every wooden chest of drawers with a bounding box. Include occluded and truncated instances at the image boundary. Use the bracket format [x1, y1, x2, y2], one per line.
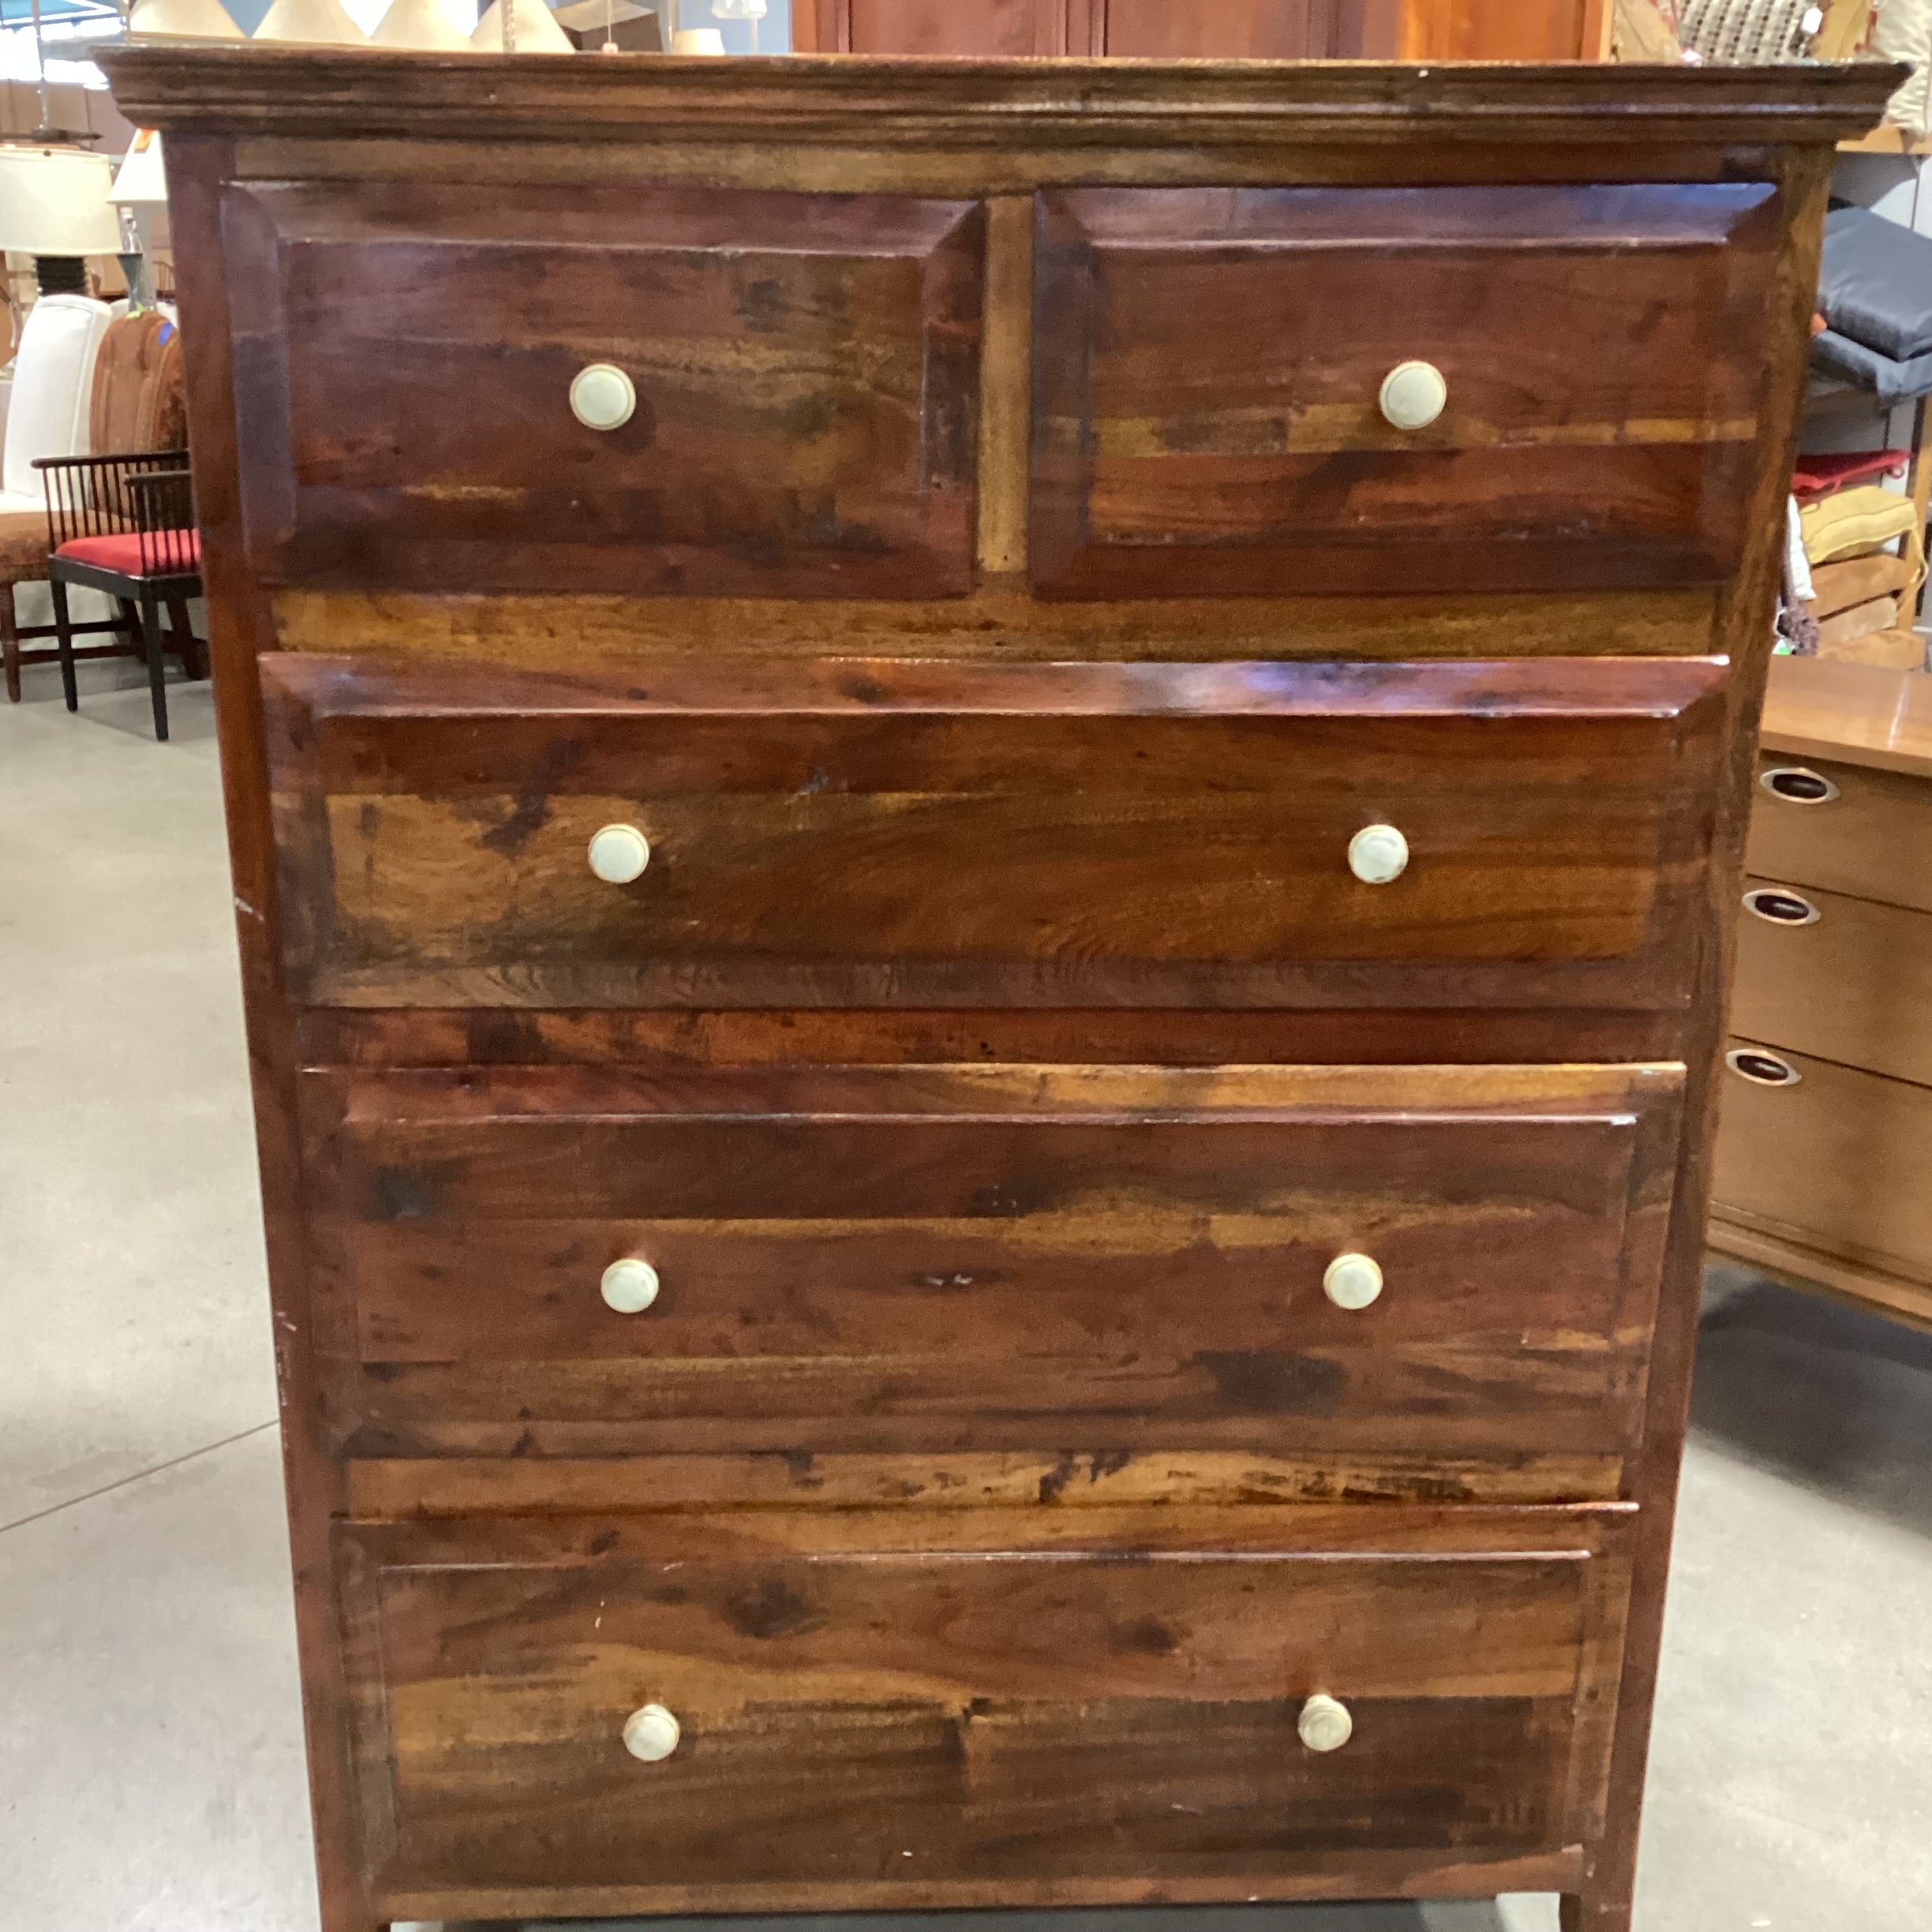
[102, 45, 1891, 1932]
[1710, 656, 1932, 1332]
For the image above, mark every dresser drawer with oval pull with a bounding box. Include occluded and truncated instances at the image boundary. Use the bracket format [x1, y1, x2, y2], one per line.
[263, 653, 1724, 1013]
[304, 1059, 1680, 1489]
[339, 1504, 1634, 1915]
[1747, 751, 1932, 912]
[219, 180, 983, 597]
[1031, 182, 1779, 597]
[1731, 878, 1932, 1088]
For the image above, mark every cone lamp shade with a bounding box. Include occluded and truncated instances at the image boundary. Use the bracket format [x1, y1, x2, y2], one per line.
[472, 0, 575, 49]
[126, 0, 246, 36]
[254, 0, 369, 42]
[110, 131, 170, 208]
[372, 0, 474, 47]
[0, 148, 122, 256]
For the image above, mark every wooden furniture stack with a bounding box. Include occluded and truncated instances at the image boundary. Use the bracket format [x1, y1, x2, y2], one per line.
[101, 45, 1892, 1932]
[792, 0, 1612, 58]
[1711, 654, 1932, 1332]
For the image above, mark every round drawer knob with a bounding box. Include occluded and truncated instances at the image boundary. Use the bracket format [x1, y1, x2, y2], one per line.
[1379, 359, 1447, 432]
[570, 362, 636, 432]
[623, 1702, 681, 1762]
[1323, 1252, 1383, 1311]
[1298, 1693, 1354, 1754]
[1348, 823, 1409, 886]
[588, 822, 650, 885]
[601, 1258, 661, 1315]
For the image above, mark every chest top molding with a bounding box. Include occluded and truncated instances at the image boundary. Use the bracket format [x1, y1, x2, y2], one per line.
[99, 47, 1896, 152]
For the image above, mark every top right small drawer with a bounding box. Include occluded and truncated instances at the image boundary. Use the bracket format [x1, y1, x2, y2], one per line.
[1748, 751, 1932, 914]
[1032, 183, 1778, 599]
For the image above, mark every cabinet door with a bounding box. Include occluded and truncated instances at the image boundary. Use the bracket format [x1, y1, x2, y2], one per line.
[222, 181, 983, 597]
[1103, 0, 1330, 56]
[850, 0, 1064, 52]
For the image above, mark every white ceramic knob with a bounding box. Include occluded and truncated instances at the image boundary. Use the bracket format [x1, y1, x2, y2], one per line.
[570, 362, 636, 432]
[1348, 823, 1409, 886]
[601, 1258, 661, 1315]
[1323, 1252, 1383, 1311]
[587, 822, 650, 885]
[622, 1702, 680, 1762]
[1379, 359, 1447, 432]
[1298, 1693, 1353, 1753]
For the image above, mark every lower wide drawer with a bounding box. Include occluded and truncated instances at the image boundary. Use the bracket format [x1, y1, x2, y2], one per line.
[1713, 1039, 1932, 1288]
[343, 1506, 1632, 1915]
[305, 1061, 1683, 1498]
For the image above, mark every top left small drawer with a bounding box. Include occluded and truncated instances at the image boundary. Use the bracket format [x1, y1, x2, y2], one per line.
[221, 182, 984, 597]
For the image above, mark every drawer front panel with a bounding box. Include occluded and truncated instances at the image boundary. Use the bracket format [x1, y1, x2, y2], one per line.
[1713, 1040, 1932, 1287]
[344, 1508, 1632, 1907]
[222, 182, 983, 597]
[1032, 184, 1777, 597]
[307, 1061, 1681, 1477]
[1732, 878, 1932, 1087]
[264, 653, 1724, 1012]
[1747, 752, 1932, 913]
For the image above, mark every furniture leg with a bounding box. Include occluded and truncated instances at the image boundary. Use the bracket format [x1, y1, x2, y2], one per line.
[2, 583, 18, 703]
[1562, 1890, 1633, 1932]
[166, 593, 206, 679]
[139, 582, 168, 741]
[1908, 395, 1931, 623]
[51, 575, 78, 713]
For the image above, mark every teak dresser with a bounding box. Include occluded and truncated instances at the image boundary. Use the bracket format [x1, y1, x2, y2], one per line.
[101, 47, 1894, 1932]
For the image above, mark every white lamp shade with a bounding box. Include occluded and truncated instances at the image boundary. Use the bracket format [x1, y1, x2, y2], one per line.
[372, 0, 474, 47]
[126, 0, 246, 37]
[472, 0, 575, 50]
[713, 0, 767, 15]
[0, 148, 122, 257]
[254, 0, 369, 42]
[110, 132, 169, 208]
[672, 25, 725, 49]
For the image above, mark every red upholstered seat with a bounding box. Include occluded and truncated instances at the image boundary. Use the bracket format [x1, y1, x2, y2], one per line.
[55, 529, 200, 575]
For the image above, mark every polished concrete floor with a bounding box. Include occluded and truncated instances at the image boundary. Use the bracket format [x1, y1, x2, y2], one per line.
[3, 661, 1929, 1932]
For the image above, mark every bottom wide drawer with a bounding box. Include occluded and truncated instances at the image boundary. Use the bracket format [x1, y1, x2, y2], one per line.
[343, 1507, 1632, 1913]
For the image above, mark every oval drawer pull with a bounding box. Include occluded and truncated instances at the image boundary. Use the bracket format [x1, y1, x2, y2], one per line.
[1348, 823, 1409, 886]
[1297, 1694, 1353, 1753]
[1743, 887, 1820, 927]
[601, 1258, 661, 1314]
[588, 822, 651, 885]
[1727, 1047, 1802, 1088]
[1323, 1252, 1383, 1310]
[623, 1703, 681, 1762]
[1760, 766, 1840, 806]
[571, 362, 637, 432]
[1378, 359, 1447, 431]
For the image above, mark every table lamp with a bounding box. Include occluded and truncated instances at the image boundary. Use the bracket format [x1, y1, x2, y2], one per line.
[125, 0, 246, 34]
[0, 145, 120, 298]
[110, 130, 167, 312]
[253, 0, 369, 43]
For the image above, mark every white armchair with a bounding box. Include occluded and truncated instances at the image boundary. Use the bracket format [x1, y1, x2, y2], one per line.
[0, 292, 112, 701]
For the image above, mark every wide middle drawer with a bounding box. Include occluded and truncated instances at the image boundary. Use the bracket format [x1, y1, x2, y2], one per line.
[305, 1060, 1681, 1485]
[264, 653, 1724, 1012]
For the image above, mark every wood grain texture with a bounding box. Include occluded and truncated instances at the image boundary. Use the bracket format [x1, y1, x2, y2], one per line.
[221, 181, 983, 597]
[303, 1061, 1681, 1476]
[263, 653, 1725, 1012]
[1747, 750, 1932, 914]
[97, 49, 1902, 154]
[1731, 878, 1932, 1088]
[1103, 0, 1331, 55]
[340, 1506, 1633, 1908]
[1032, 184, 1778, 597]
[1759, 653, 1932, 781]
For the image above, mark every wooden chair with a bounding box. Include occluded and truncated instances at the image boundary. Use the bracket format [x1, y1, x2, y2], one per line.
[39, 459, 201, 741]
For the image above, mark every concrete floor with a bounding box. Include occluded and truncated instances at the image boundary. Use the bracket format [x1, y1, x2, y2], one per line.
[2, 660, 1929, 1932]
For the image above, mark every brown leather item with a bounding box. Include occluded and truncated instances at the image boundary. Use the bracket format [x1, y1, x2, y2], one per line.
[96, 42, 1896, 1932]
[1817, 623, 1926, 668]
[1807, 550, 1916, 618]
[88, 309, 189, 456]
[1814, 592, 1900, 646]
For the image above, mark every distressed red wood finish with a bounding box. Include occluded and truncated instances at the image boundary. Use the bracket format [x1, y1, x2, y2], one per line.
[101, 43, 1893, 1932]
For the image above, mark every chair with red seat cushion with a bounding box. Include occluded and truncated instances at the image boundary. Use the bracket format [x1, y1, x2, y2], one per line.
[39, 460, 201, 741]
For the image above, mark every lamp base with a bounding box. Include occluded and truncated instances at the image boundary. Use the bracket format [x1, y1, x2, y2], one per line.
[33, 256, 89, 297]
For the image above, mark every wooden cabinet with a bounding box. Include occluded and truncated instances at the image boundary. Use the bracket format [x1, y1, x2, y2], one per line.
[1710, 657, 1932, 1332]
[100, 41, 1889, 1932]
[793, 0, 1610, 58]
